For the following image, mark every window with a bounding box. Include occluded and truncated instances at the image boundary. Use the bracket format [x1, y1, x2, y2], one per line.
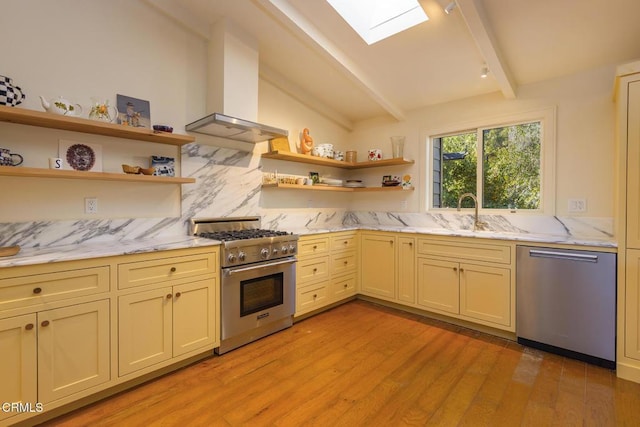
[430, 109, 554, 214]
[326, 0, 428, 45]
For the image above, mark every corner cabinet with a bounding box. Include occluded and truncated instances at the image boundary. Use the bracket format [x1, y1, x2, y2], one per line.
[261, 151, 414, 192]
[0, 105, 196, 184]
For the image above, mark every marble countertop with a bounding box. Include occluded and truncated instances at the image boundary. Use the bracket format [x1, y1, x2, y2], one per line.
[288, 225, 617, 249]
[0, 224, 616, 269]
[0, 236, 221, 268]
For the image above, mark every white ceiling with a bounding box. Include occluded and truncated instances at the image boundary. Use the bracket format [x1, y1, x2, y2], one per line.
[148, 0, 640, 129]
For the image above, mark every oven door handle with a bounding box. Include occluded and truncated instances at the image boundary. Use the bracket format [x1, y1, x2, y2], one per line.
[227, 258, 297, 275]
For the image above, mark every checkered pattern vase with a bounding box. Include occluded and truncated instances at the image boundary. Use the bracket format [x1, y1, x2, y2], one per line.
[0, 75, 25, 106]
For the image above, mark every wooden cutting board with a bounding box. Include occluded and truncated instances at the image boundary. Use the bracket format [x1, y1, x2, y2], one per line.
[0, 245, 20, 257]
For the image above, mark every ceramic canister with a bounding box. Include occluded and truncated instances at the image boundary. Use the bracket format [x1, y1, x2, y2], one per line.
[368, 149, 382, 161]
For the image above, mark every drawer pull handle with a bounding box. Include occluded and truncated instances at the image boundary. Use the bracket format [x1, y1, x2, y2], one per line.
[390, 240, 394, 244]
[344, 284, 348, 288]
[313, 268, 318, 273]
[313, 294, 317, 299]
[343, 241, 348, 245]
[25, 323, 34, 331]
[460, 267, 464, 272]
[453, 267, 458, 272]
[344, 261, 348, 265]
[170, 267, 177, 272]
[313, 245, 317, 250]
[41, 320, 50, 327]
[33, 287, 42, 294]
[409, 242, 413, 246]
[166, 294, 172, 299]
[175, 292, 181, 298]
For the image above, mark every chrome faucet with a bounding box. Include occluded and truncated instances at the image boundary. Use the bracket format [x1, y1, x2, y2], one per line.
[457, 193, 488, 231]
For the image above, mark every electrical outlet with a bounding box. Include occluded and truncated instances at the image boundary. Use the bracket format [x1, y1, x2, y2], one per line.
[568, 198, 586, 213]
[85, 197, 98, 214]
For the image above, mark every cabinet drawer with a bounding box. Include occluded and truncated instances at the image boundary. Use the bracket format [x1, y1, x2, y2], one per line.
[0, 266, 110, 311]
[297, 256, 330, 284]
[296, 282, 329, 314]
[298, 237, 330, 256]
[330, 234, 357, 252]
[331, 273, 356, 300]
[417, 239, 511, 264]
[330, 251, 357, 275]
[118, 253, 217, 289]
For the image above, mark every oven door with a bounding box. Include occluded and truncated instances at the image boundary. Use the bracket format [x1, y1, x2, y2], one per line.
[220, 258, 296, 340]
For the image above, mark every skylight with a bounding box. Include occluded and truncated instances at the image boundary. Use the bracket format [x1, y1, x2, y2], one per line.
[327, 0, 428, 45]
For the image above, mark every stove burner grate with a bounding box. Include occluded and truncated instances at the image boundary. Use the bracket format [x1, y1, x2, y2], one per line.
[198, 229, 291, 241]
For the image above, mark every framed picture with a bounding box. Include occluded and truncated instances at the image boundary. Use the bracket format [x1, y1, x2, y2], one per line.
[269, 137, 290, 152]
[309, 171, 319, 184]
[151, 156, 175, 177]
[59, 139, 103, 172]
[117, 94, 150, 128]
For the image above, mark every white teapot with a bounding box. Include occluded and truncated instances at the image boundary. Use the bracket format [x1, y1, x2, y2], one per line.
[39, 96, 83, 116]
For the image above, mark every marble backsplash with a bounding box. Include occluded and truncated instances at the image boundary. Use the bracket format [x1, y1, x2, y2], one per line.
[0, 144, 615, 249]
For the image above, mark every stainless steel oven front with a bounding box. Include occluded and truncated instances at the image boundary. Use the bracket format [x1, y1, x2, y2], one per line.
[217, 257, 296, 354]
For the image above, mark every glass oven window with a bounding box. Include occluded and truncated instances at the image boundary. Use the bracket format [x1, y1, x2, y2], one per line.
[240, 272, 284, 317]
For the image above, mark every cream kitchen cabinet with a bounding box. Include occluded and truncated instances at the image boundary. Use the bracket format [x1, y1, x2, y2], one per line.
[295, 231, 358, 317]
[0, 314, 37, 424]
[118, 277, 215, 376]
[360, 232, 396, 300]
[0, 301, 110, 423]
[616, 62, 640, 383]
[417, 236, 514, 331]
[117, 250, 218, 377]
[295, 234, 331, 316]
[397, 236, 416, 304]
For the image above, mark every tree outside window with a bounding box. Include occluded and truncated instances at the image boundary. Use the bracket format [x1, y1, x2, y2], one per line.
[432, 121, 541, 210]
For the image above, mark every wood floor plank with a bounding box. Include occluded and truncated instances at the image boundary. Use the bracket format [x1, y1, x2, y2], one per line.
[39, 300, 639, 427]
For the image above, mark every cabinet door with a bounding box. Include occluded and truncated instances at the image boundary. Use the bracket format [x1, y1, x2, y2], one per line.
[397, 237, 416, 303]
[173, 278, 217, 357]
[627, 81, 640, 249]
[626, 249, 640, 360]
[38, 300, 110, 403]
[417, 258, 459, 314]
[0, 314, 37, 423]
[360, 233, 396, 299]
[119, 288, 172, 376]
[459, 263, 511, 327]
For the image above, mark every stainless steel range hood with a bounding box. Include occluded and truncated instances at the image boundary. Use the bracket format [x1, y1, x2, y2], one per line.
[186, 112, 288, 143]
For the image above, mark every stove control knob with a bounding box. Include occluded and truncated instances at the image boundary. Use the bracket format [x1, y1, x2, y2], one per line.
[238, 251, 246, 261]
[260, 248, 269, 259]
[281, 246, 288, 254]
[272, 247, 279, 255]
[289, 244, 296, 254]
[227, 253, 237, 263]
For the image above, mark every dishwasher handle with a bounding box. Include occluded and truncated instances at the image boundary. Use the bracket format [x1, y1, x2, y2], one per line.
[528, 249, 599, 263]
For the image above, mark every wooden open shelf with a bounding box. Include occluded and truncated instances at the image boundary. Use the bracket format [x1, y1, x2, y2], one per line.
[0, 166, 195, 184]
[261, 151, 414, 169]
[262, 183, 413, 192]
[0, 105, 195, 146]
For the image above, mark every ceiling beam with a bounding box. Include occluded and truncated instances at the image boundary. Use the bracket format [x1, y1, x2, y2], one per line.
[456, 0, 517, 99]
[256, 0, 407, 121]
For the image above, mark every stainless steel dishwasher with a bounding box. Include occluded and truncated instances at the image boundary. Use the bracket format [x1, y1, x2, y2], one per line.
[516, 245, 616, 368]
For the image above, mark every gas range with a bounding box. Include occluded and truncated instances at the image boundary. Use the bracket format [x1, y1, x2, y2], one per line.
[190, 217, 298, 267]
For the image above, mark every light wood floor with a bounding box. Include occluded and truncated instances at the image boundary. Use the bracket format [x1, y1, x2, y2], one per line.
[42, 300, 640, 426]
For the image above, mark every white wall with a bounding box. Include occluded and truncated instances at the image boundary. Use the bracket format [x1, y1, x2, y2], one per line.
[0, 0, 206, 221]
[347, 65, 616, 217]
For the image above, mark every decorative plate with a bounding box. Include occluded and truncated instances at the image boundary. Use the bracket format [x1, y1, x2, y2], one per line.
[66, 143, 96, 171]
